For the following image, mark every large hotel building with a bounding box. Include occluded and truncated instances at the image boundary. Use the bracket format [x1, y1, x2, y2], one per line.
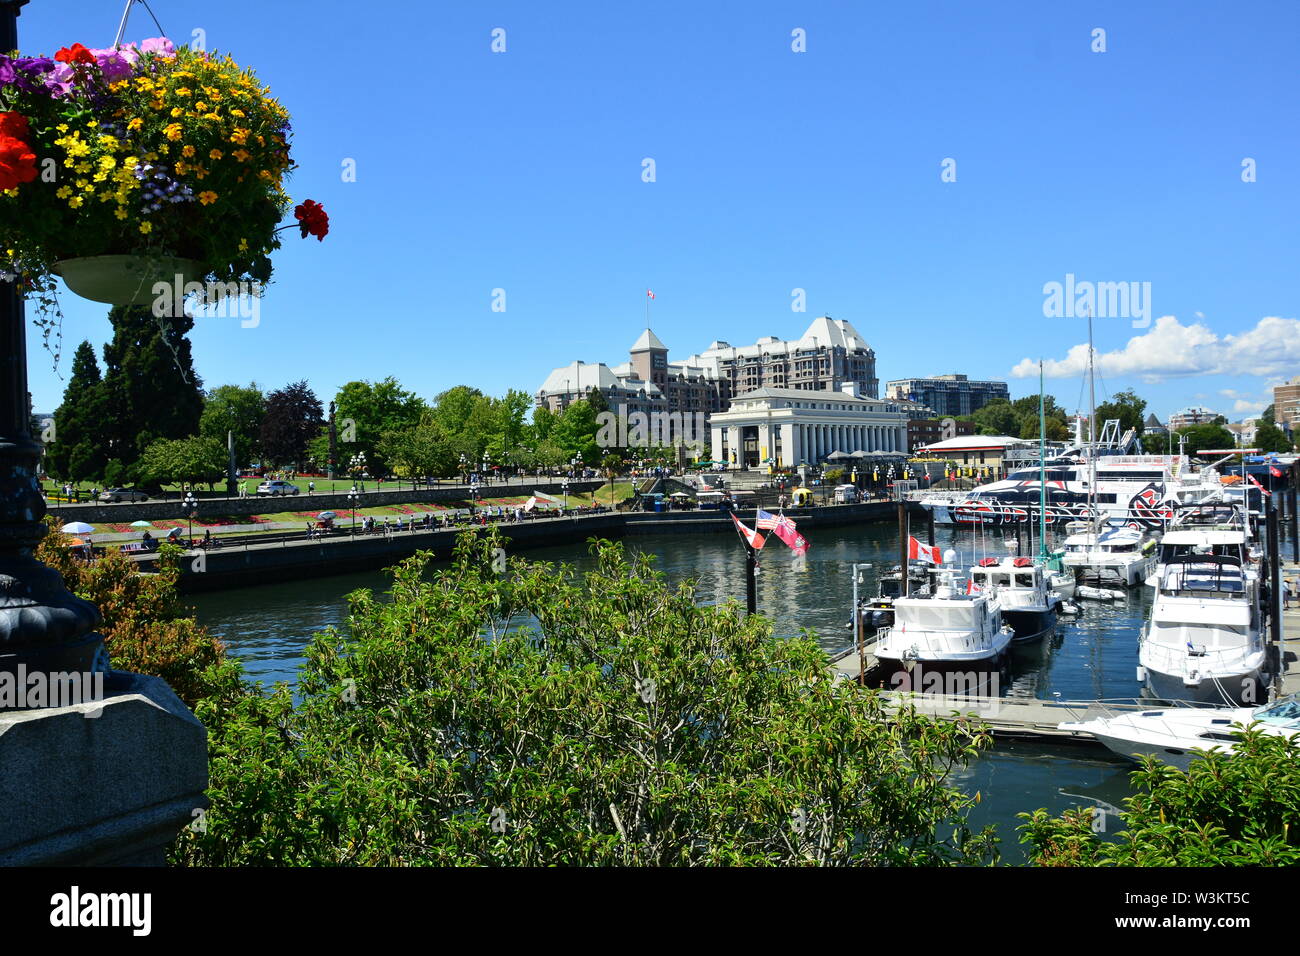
[536, 317, 931, 467]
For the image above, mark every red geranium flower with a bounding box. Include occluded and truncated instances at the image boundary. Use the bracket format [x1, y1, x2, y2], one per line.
[54, 43, 96, 65]
[293, 199, 329, 241]
[0, 135, 38, 192]
[0, 111, 30, 140]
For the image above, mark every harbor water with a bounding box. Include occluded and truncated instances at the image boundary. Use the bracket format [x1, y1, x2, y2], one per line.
[189, 520, 1160, 862]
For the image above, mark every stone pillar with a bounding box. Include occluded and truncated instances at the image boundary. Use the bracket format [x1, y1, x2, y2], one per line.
[0, 673, 207, 865]
[712, 423, 725, 463]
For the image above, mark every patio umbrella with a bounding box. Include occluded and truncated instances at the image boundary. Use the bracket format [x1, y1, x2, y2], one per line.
[130, 520, 152, 528]
[849, 450, 870, 458]
[826, 450, 849, 460]
[60, 521, 94, 534]
[317, 511, 338, 520]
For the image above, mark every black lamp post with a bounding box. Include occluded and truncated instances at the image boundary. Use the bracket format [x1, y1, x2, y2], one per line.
[0, 0, 106, 686]
[183, 491, 197, 544]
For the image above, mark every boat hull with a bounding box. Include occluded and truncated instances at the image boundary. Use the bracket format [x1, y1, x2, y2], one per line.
[1001, 606, 1058, 644]
[1144, 666, 1268, 707]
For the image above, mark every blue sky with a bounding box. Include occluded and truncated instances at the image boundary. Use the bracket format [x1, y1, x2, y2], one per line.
[20, 0, 1300, 422]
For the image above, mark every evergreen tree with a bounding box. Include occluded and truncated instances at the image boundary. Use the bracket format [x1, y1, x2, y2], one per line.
[45, 341, 110, 483]
[100, 305, 204, 476]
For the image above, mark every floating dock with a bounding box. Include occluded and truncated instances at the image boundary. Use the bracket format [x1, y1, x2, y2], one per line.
[828, 559, 1300, 749]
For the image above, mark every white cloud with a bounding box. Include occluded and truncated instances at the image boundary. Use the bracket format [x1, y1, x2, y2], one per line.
[1012, 314, 1300, 383]
[1233, 399, 1266, 414]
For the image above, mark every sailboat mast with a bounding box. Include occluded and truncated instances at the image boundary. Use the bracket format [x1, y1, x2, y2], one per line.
[1087, 311, 1097, 540]
[1039, 360, 1048, 560]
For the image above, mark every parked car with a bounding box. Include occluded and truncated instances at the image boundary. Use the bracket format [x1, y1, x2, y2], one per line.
[256, 480, 300, 496]
[98, 488, 149, 503]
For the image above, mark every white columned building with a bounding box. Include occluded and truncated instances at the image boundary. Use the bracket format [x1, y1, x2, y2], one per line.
[708, 384, 912, 468]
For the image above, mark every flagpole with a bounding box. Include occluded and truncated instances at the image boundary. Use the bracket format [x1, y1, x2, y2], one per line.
[745, 545, 757, 616]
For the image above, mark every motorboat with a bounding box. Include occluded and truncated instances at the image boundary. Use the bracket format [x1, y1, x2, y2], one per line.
[1062, 522, 1157, 587]
[968, 556, 1059, 643]
[1137, 517, 1268, 706]
[1060, 696, 1300, 770]
[874, 569, 1015, 679]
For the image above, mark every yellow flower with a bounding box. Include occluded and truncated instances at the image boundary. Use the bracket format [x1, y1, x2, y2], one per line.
[203, 113, 221, 122]
[139, 221, 153, 234]
[238, 238, 248, 253]
[127, 118, 144, 132]
[174, 161, 190, 175]
[171, 107, 184, 118]
[68, 196, 84, 209]
[182, 145, 195, 157]
[55, 186, 72, 199]
[114, 208, 128, 220]
[232, 149, 251, 163]
[175, 87, 191, 97]
[195, 101, 207, 111]
[198, 190, 218, 205]
[229, 128, 250, 145]
[165, 123, 183, 141]
[209, 148, 223, 160]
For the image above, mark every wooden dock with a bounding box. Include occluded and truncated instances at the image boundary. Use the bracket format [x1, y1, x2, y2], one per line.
[826, 559, 1300, 748]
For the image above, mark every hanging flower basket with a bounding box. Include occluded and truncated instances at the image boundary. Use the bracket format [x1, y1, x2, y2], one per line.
[52, 253, 204, 305]
[0, 37, 327, 308]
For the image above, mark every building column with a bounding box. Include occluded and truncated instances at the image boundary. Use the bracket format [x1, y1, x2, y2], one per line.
[712, 423, 725, 463]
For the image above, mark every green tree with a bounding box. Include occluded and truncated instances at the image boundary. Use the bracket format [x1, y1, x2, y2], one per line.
[100, 305, 204, 474]
[971, 399, 1019, 436]
[1253, 421, 1293, 454]
[173, 533, 998, 866]
[45, 340, 109, 483]
[137, 435, 227, 489]
[550, 399, 601, 464]
[333, 378, 426, 476]
[260, 381, 324, 469]
[199, 383, 266, 471]
[1094, 389, 1147, 437]
[1020, 728, 1300, 865]
[1177, 422, 1235, 454]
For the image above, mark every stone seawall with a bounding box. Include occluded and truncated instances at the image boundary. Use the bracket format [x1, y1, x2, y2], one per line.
[43, 480, 606, 525]
[159, 501, 919, 593]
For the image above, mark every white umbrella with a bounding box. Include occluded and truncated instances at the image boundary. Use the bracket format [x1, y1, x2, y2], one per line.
[61, 521, 94, 534]
[130, 520, 152, 528]
[317, 511, 338, 519]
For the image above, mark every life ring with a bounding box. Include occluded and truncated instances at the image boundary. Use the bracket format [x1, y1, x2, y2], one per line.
[978, 557, 998, 567]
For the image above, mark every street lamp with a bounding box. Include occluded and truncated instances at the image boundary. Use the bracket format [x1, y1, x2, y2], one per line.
[561, 477, 570, 509]
[347, 489, 358, 537]
[0, 0, 106, 684]
[183, 491, 198, 546]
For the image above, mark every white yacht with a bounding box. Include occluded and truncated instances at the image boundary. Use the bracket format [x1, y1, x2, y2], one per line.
[1060, 696, 1300, 770]
[874, 570, 1015, 677]
[968, 556, 1059, 642]
[918, 454, 1222, 528]
[1137, 519, 1268, 706]
[1062, 522, 1157, 587]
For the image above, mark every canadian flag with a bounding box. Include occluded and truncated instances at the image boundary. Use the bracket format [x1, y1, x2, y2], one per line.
[966, 577, 981, 595]
[731, 512, 766, 551]
[646, 289, 655, 299]
[908, 535, 942, 565]
[1247, 473, 1271, 497]
[1270, 465, 1283, 478]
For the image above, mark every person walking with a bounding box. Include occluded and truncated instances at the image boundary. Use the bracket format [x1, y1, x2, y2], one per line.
[308, 480, 315, 494]
[1285, 577, 1293, 611]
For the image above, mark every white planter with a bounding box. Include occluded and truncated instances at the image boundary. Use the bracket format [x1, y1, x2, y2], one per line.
[53, 255, 204, 306]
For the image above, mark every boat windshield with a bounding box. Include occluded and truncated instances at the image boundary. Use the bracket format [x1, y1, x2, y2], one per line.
[1254, 698, 1300, 728]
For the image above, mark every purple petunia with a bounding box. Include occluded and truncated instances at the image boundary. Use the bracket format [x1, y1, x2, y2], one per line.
[0, 56, 15, 87]
[91, 48, 135, 82]
[139, 37, 176, 57]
